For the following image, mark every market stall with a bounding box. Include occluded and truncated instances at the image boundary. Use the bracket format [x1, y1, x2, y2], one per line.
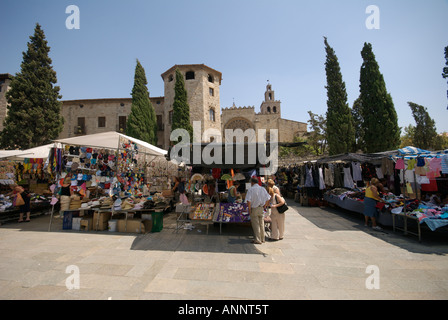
[167, 142, 277, 234]
[285, 146, 448, 241]
[47, 131, 173, 233]
[0, 145, 55, 224]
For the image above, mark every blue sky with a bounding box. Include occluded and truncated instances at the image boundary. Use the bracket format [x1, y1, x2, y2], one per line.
[1, 0, 447, 133]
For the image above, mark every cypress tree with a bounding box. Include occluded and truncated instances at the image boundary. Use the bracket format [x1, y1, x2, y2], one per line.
[126, 59, 157, 145]
[351, 97, 364, 152]
[323, 37, 355, 155]
[359, 42, 400, 153]
[171, 68, 193, 143]
[408, 101, 437, 150]
[443, 46, 448, 109]
[1, 23, 64, 149]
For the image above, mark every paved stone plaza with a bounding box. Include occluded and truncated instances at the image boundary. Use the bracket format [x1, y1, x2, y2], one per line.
[0, 202, 447, 300]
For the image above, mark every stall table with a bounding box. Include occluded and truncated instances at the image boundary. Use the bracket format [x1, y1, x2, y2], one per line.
[392, 212, 422, 242]
[176, 203, 216, 234]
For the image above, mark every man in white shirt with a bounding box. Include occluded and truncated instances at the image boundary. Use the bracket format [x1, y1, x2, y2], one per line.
[245, 177, 271, 244]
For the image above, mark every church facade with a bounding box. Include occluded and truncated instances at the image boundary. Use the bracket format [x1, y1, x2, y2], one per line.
[1, 64, 307, 150]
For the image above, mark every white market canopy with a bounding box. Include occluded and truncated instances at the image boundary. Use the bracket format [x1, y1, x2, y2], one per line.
[53, 131, 167, 157]
[0, 144, 57, 160]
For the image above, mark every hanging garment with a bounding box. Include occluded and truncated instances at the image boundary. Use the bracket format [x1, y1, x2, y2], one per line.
[429, 157, 442, 177]
[407, 158, 417, 170]
[375, 166, 384, 179]
[381, 158, 394, 176]
[395, 158, 405, 170]
[305, 165, 315, 187]
[442, 155, 448, 174]
[343, 167, 355, 189]
[352, 162, 363, 181]
[333, 165, 343, 188]
[318, 167, 325, 190]
[404, 170, 415, 183]
[324, 166, 334, 187]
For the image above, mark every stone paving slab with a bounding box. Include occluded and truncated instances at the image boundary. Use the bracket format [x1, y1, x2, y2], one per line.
[0, 202, 447, 300]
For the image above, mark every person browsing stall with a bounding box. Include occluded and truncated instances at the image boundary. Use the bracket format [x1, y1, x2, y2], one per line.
[7, 184, 31, 223]
[227, 181, 240, 203]
[363, 178, 385, 231]
[245, 177, 271, 244]
[268, 186, 286, 241]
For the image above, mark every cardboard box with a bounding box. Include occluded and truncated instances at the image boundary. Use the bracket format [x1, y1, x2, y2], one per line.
[80, 218, 92, 231]
[117, 219, 146, 233]
[93, 212, 111, 231]
[142, 220, 152, 233]
[72, 217, 82, 231]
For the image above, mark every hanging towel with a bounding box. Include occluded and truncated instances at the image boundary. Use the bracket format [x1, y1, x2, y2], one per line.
[343, 167, 355, 189]
[352, 162, 363, 181]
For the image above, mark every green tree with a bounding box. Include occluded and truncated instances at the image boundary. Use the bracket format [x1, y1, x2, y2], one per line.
[1, 23, 64, 149]
[351, 97, 364, 152]
[443, 46, 448, 109]
[126, 59, 157, 145]
[359, 42, 400, 153]
[408, 101, 438, 150]
[279, 135, 314, 158]
[433, 133, 448, 150]
[171, 68, 193, 144]
[399, 124, 415, 148]
[304, 111, 327, 156]
[323, 37, 355, 155]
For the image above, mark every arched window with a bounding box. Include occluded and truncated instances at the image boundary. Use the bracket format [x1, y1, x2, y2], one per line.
[186, 71, 195, 80]
[209, 108, 216, 122]
[208, 74, 214, 83]
[168, 74, 174, 82]
[267, 107, 271, 113]
[273, 106, 277, 113]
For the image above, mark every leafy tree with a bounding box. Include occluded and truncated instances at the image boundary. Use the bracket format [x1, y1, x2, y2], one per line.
[171, 68, 193, 144]
[279, 135, 315, 158]
[399, 124, 416, 148]
[408, 101, 438, 150]
[1, 23, 64, 149]
[359, 42, 400, 153]
[433, 133, 448, 150]
[323, 37, 355, 155]
[304, 111, 327, 156]
[126, 59, 157, 145]
[443, 46, 448, 109]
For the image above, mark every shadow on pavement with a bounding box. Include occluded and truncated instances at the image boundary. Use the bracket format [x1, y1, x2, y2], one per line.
[130, 218, 265, 255]
[289, 200, 448, 256]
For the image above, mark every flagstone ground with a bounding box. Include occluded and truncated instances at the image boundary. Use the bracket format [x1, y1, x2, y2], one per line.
[0, 201, 447, 300]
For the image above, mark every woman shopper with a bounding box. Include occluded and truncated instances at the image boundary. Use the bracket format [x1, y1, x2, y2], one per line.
[268, 187, 286, 241]
[8, 184, 31, 223]
[363, 178, 384, 231]
[60, 176, 72, 216]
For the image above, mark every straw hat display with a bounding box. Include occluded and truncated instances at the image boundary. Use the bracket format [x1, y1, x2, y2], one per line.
[190, 173, 204, 182]
[121, 198, 135, 211]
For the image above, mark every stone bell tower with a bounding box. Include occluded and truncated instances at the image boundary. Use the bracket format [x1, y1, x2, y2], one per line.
[260, 83, 281, 116]
[161, 64, 222, 146]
